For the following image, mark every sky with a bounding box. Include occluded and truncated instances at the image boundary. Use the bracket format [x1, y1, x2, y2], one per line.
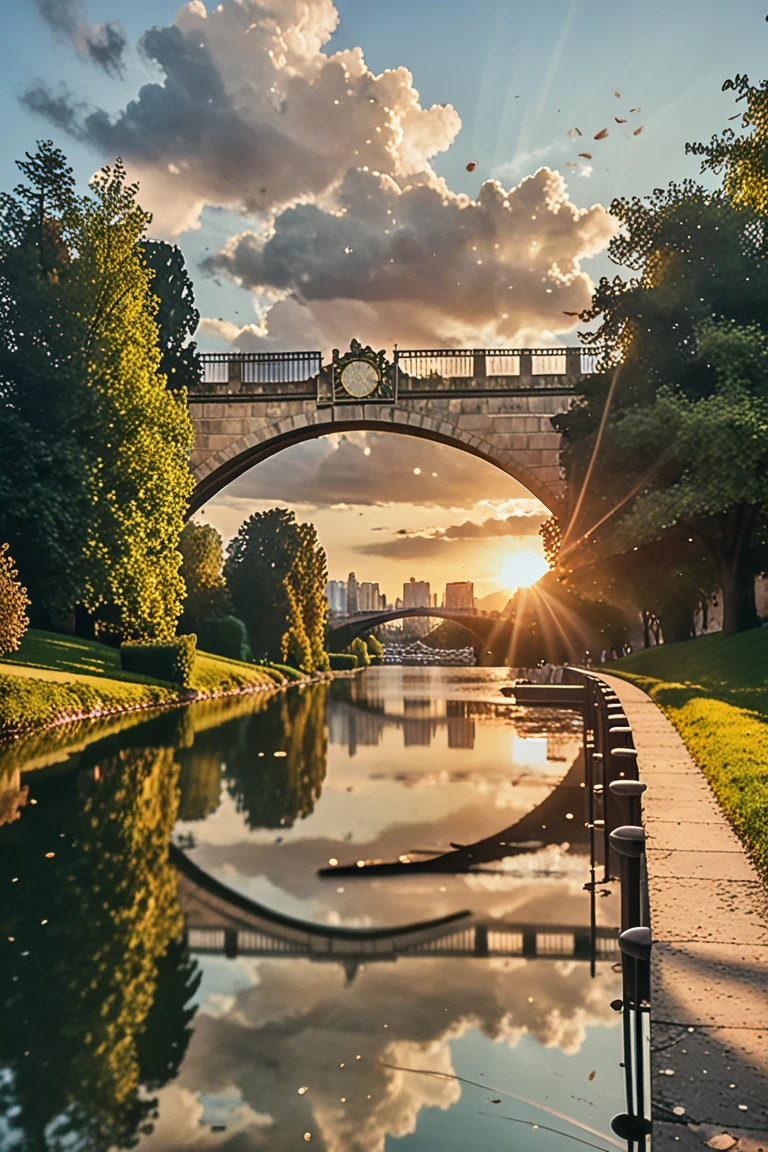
[4, 0, 768, 601]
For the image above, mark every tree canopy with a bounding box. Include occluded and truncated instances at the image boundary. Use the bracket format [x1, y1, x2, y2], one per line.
[0, 142, 196, 640]
[224, 508, 330, 671]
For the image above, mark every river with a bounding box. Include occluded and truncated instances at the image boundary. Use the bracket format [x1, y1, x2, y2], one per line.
[0, 666, 624, 1152]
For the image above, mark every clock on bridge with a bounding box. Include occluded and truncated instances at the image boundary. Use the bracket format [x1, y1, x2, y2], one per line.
[317, 338, 396, 406]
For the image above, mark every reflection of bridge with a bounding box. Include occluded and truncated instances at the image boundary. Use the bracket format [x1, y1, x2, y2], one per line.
[188, 344, 596, 514]
[173, 846, 618, 968]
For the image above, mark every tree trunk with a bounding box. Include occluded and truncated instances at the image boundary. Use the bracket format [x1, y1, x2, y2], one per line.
[693, 506, 759, 637]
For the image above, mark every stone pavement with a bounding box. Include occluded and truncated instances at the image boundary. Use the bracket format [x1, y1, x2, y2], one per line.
[601, 674, 768, 1152]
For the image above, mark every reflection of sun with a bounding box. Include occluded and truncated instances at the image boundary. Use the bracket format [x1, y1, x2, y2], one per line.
[501, 550, 549, 590]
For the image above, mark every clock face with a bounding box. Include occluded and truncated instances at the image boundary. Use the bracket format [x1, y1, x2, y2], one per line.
[340, 358, 379, 398]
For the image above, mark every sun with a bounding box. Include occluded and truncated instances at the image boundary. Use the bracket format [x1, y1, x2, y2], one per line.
[500, 550, 549, 591]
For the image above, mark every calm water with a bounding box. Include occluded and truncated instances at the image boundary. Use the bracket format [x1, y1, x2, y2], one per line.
[0, 667, 624, 1151]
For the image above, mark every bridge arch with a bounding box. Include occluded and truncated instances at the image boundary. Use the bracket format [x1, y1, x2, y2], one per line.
[189, 404, 562, 515]
[327, 606, 500, 653]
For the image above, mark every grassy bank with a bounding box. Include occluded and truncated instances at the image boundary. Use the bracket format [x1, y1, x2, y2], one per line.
[609, 628, 768, 877]
[0, 629, 282, 739]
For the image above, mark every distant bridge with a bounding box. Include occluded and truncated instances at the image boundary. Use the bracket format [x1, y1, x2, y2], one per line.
[188, 343, 601, 514]
[173, 845, 617, 969]
[326, 607, 503, 653]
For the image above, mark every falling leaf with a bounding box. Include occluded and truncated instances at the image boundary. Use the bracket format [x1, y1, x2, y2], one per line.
[568, 127, 583, 138]
[634, 125, 643, 135]
[615, 117, 627, 123]
[490, 1099, 502, 1105]
[466, 161, 477, 172]
[563, 311, 580, 317]
[630, 106, 641, 113]
[45, 852, 55, 859]
[566, 161, 578, 167]
[594, 128, 609, 140]
[588, 1071, 596, 1081]
[729, 114, 740, 120]
[578, 152, 592, 159]
[705, 1137, 737, 1151]
[614, 90, 621, 98]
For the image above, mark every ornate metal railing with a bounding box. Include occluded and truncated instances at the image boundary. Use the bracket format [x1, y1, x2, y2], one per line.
[199, 350, 322, 386]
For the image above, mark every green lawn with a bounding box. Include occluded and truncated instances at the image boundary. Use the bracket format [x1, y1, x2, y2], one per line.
[0, 629, 278, 737]
[609, 628, 768, 877]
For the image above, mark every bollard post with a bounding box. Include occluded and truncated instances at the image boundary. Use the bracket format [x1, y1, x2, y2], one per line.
[609, 780, 647, 829]
[610, 747, 639, 783]
[612, 925, 653, 1148]
[609, 825, 645, 932]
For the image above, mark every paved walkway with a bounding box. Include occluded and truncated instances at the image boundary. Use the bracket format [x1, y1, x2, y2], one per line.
[601, 674, 768, 1152]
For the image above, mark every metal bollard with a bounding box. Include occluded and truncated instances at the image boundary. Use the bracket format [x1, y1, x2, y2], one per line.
[609, 825, 645, 933]
[611, 926, 653, 1148]
[609, 747, 639, 783]
[609, 779, 647, 828]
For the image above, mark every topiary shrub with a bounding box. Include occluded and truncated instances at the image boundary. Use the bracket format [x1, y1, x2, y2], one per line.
[120, 635, 197, 687]
[348, 637, 370, 668]
[0, 544, 30, 658]
[329, 653, 358, 671]
[365, 633, 384, 659]
[196, 614, 251, 662]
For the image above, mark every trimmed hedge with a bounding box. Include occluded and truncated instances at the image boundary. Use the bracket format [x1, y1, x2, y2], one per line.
[369, 653, 383, 666]
[348, 637, 370, 667]
[196, 614, 251, 662]
[120, 635, 197, 687]
[329, 653, 358, 671]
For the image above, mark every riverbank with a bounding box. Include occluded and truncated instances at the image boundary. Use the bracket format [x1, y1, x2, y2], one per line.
[599, 671, 768, 1151]
[0, 629, 302, 741]
[607, 628, 768, 879]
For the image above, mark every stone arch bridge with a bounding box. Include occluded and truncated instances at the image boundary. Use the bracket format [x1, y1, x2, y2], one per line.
[188, 343, 600, 513]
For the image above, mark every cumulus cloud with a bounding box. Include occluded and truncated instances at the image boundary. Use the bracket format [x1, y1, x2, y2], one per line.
[359, 512, 547, 559]
[32, 0, 126, 76]
[165, 955, 619, 1151]
[205, 164, 615, 350]
[211, 431, 532, 508]
[25, 0, 460, 236]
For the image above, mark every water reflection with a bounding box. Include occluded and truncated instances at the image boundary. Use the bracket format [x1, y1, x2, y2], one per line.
[0, 668, 623, 1151]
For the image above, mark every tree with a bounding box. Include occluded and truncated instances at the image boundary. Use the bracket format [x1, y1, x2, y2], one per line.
[0, 142, 194, 640]
[554, 95, 768, 634]
[348, 637, 370, 667]
[140, 239, 202, 393]
[179, 521, 231, 627]
[224, 508, 330, 671]
[0, 543, 30, 656]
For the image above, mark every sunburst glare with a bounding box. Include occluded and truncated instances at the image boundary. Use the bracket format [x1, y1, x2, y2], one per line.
[500, 550, 549, 591]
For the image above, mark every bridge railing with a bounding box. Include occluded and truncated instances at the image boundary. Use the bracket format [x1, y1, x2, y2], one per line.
[195, 347, 605, 393]
[200, 351, 322, 386]
[394, 347, 603, 381]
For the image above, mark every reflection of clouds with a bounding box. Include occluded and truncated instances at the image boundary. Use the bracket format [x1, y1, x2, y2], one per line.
[137, 1084, 273, 1149]
[144, 957, 618, 1151]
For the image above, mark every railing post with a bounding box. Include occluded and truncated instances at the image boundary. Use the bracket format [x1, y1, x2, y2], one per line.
[565, 348, 582, 379]
[609, 779, 647, 829]
[519, 350, 533, 383]
[472, 350, 487, 380]
[227, 356, 242, 391]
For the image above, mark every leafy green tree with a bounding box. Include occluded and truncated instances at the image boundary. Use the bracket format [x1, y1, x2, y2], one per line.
[140, 239, 202, 393]
[224, 684, 328, 829]
[348, 636, 370, 667]
[0, 142, 194, 640]
[179, 521, 231, 627]
[555, 81, 768, 635]
[224, 508, 330, 671]
[0, 543, 30, 656]
[177, 731, 223, 821]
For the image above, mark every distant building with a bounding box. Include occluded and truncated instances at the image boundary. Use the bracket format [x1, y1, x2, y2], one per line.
[403, 576, 430, 609]
[346, 572, 359, 614]
[445, 581, 474, 610]
[358, 581, 381, 612]
[325, 579, 347, 615]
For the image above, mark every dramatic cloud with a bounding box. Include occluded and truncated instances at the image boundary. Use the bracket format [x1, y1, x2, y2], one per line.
[26, 0, 460, 236]
[204, 164, 616, 350]
[359, 512, 547, 559]
[210, 431, 532, 509]
[148, 955, 619, 1151]
[32, 0, 126, 76]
